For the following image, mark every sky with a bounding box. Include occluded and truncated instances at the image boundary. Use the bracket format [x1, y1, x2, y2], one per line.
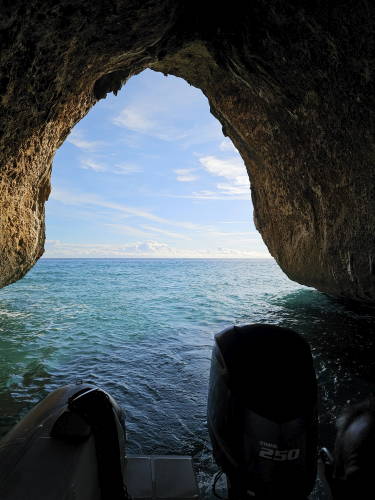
[45, 69, 271, 258]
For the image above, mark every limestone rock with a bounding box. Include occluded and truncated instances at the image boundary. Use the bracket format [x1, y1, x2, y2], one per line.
[1, 1, 375, 301]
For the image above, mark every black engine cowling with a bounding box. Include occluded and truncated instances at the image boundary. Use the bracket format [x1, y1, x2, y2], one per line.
[207, 324, 318, 499]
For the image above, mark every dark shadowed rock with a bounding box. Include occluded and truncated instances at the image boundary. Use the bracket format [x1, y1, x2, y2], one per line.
[1, 1, 375, 301]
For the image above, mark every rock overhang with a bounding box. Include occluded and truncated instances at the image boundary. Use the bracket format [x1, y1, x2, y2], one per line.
[1, 1, 375, 301]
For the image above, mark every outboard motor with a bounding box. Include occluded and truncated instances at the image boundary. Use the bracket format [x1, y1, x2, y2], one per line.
[207, 324, 318, 499]
[327, 396, 375, 500]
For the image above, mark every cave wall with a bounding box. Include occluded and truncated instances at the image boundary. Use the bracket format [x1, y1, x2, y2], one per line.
[1, 1, 375, 301]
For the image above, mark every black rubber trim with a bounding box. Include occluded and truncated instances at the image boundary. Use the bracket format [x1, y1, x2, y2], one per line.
[68, 387, 129, 500]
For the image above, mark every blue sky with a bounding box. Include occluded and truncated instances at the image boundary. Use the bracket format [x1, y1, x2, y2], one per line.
[45, 69, 271, 258]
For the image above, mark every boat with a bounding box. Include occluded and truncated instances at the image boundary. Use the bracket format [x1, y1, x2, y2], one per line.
[0, 384, 199, 500]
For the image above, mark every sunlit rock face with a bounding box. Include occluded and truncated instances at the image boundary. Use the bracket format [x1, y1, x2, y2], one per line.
[1, 2, 375, 301]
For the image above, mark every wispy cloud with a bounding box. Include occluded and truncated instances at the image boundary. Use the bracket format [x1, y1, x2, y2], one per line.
[106, 223, 191, 241]
[112, 162, 142, 175]
[174, 168, 199, 182]
[216, 183, 250, 196]
[113, 107, 221, 146]
[80, 158, 142, 175]
[112, 71, 222, 147]
[44, 239, 272, 259]
[141, 225, 191, 241]
[106, 224, 153, 238]
[166, 191, 250, 201]
[67, 130, 105, 152]
[81, 159, 106, 172]
[113, 108, 156, 134]
[50, 188, 210, 231]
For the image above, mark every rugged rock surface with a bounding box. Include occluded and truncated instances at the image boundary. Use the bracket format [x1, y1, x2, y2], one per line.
[1, 1, 375, 301]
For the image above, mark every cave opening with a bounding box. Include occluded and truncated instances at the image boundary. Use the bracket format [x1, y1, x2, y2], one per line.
[46, 68, 269, 260]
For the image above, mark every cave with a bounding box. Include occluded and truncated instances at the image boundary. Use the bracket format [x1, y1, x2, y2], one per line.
[1, 1, 375, 301]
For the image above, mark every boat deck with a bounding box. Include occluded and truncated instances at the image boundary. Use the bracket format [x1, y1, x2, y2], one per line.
[126, 455, 200, 500]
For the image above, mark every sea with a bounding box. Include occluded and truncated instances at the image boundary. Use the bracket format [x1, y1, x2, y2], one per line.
[1, 258, 375, 498]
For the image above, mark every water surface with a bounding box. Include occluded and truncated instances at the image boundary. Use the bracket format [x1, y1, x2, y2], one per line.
[1, 258, 375, 497]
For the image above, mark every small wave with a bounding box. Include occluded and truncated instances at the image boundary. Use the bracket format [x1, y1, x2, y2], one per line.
[0, 310, 30, 319]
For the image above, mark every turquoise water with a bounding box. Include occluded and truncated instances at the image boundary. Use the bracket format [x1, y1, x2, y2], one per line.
[1, 258, 375, 496]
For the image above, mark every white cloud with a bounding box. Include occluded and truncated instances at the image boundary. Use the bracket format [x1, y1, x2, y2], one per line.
[136, 241, 171, 253]
[43, 239, 272, 259]
[216, 183, 250, 195]
[174, 168, 199, 182]
[113, 108, 156, 134]
[198, 155, 250, 198]
[67, 130, 105, 152]
[79, 158, 142, 175]
[199, 155, 248, 184]
[176, 174, 198, 182]
[81, 159, 106, 172]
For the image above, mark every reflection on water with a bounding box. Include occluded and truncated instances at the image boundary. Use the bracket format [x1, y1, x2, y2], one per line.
[0, 259, 375, 498]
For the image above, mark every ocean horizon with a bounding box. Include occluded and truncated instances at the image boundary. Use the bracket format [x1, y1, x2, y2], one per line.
[40, 256, 274, 260]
